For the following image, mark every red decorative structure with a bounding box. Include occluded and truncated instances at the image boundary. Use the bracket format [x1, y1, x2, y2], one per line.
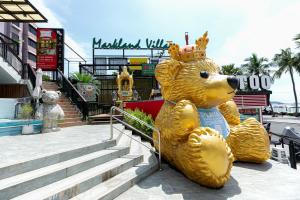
[124, 100, 164, 119]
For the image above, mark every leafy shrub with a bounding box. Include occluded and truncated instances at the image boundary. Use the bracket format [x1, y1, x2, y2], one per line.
[124, 108, 154, 138]
[42, 75, 51, 81]
[70, 72, 96, 84]
[20, 103, 33, 119]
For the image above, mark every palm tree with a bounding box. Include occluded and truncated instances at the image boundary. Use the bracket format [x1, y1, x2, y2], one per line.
[293, 33, 300, 48]
[272, 48, 300, 116]
[242, 53, 274, 115]
[241, 53, 271, 75]
[221, 64, 243, 75]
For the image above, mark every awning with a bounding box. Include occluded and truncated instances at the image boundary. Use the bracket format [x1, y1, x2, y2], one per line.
[0, 0, 47, 22]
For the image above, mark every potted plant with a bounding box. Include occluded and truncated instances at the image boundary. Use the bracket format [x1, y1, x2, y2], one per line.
[20, 103, 34, 135]
[70, 72, 100, 102]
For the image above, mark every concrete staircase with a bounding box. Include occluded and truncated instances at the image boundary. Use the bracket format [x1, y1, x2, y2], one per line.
[0, 57, 22, 84]
[42, 81, 86, 128]
[0, 124, 158, 200]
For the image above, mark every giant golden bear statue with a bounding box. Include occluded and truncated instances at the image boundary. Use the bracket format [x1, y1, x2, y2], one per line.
[153, 32, 270, 188]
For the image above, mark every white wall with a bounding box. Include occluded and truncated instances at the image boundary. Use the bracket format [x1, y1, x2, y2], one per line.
[0, 99, 17, 119]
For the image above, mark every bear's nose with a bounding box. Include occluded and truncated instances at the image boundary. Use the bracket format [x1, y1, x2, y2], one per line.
[227, 76, 240, 90]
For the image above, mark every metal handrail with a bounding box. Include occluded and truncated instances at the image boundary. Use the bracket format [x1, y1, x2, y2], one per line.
[269, 131, 300, 169]
[110, 106, 161, 170]
[56, 69, 89, 119]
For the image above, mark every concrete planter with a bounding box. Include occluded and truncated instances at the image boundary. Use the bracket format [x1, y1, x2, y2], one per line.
[77, 83, 97, 102]
[22, 123, 34, 135]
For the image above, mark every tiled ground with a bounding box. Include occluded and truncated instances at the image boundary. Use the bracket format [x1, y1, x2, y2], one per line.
[116, 160, 300, 200]
[1, 123, 300, 200]
[0, 124, 112, 167]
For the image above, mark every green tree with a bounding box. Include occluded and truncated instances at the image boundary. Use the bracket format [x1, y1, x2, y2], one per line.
[242, 53, 271, 75]
[272, 48, 300, 116]
[221, 64, 243, 75]
[293, 33, 300, 48]
[242, 53, 274, 115]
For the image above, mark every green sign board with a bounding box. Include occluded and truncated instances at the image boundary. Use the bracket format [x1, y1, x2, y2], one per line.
[93, 38, 169, 50]
[142, 64, 156, 76]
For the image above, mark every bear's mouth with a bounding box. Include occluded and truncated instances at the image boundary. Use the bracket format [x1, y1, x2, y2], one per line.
[227, 90, 235, 94]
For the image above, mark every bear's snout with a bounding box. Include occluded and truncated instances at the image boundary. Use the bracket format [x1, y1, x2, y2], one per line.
[227, 76, 239, 90]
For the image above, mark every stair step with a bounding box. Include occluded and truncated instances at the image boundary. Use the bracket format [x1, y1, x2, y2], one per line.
[12, 155, 143, 200]
[0, 147, 129, 200]
[0, 140, 116, 180]
[59, 121, 86, 128]
[59, 99, 71, 102]
[130, 135, 142, 154]
[63, 117, 83, 123]
[116, 130, 132, 147]
[64, 111, 80, 115]
[62, 108, 77, 112]
[70, 158, 158, 200]
[64, 114, 82, 118]
[58, 103, 75, 108]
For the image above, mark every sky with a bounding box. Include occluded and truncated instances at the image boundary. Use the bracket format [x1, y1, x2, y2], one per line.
[30, 0, 300, 103]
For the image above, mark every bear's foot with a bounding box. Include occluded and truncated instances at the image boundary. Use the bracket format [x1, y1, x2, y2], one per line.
[176, 127, 233, 188]
[227, 118, 270, 163]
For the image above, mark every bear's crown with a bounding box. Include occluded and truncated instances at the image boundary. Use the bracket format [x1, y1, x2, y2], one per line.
[168, 32, 209, 62]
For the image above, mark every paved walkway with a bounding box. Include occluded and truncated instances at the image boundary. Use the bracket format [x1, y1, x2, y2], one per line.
[1, 124, 300, 199]
[0, 125, 112, 168]
[116, 160, 300, 200]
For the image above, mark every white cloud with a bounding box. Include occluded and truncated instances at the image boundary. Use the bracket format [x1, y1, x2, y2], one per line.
[30, 0, 88, 74]
[29, 0, 300, 103]
[213, 0, 300, 103]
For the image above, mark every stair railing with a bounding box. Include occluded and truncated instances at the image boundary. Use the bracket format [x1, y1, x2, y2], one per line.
[26, 64, 36, 88]
[110, 106, 161, 170]
[0, 36, 23, 76]
[56, 69, 89, 120]
[0, 33, 19, 55]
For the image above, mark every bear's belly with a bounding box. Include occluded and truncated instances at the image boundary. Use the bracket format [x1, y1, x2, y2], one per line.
[44, 105, 61, 119]
[198, 107, 230, 138]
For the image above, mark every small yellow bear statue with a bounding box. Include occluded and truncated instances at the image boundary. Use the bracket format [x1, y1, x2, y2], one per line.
[153, 32, 270, 188]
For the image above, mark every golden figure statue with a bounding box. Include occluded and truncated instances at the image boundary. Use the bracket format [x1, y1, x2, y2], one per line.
[117, 66, 134, 102]
[153, 32, 270, 188]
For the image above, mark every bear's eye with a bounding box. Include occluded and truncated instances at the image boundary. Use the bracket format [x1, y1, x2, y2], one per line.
[200, 71, 209, 79]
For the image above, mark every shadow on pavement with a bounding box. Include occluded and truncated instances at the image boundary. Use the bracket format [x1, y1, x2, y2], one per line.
[136, 163, 241, 200]
[233, 160, 273, 172]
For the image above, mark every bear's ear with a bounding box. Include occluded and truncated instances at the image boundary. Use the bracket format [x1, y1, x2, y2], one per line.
[42, 89, 47, 94]
[155, 59, 182, 87]
[56, 91, 62, 97]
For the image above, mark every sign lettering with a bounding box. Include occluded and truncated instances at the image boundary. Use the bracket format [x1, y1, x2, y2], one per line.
[237, 75, 271, 90]
[93, 38, 169, 49]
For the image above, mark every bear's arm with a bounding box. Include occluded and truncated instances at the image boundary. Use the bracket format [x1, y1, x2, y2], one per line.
[57, 106, 65, 120]
[169, 100, 200, 138]
[218, 100, 240, 125]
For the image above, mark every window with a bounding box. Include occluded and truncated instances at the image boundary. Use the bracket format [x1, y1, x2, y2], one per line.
[29, 25, 36, 36]
[12, 22, 20, 27]
[11, 32, 19, 42]
[28, 38, 36, 49]
[28, 52, 36, 62]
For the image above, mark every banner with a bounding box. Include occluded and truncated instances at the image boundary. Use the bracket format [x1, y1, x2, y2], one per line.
[142, 64, 155, 76]
[129, 58, 148, 71]
[37, 28, 64, 71]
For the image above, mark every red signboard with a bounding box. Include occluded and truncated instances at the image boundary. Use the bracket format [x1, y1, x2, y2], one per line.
[233, 95, 267, 107]
[37, 28, 64, 71]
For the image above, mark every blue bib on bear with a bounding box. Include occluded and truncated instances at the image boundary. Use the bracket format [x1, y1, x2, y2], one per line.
[198, 107, 230, 138]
